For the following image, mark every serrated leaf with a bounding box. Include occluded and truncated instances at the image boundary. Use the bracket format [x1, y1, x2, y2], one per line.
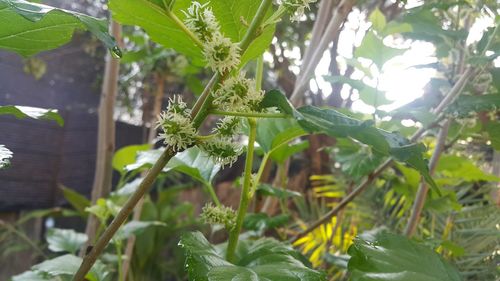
[355, 31, 406, 69]
[125, 147, 221, 185]
[335, 139, 385, 180]
[243, 213, 290, 233]
[112, 144, 150, 173]
[369, 8, 386, 33]
[114, 220, 166, 241]
[254, 117, 306, 154]
[0, 145, 13, 169]
[11, 271, 47, 281]
[445, 94, 500, 118]
[110, 0, 275, 67]
[179, 231, 326, 281]
[60, 185, 90, 217]
[296, 106, 439, 194]
[32, 254, 108, 281]
[269, 140, 309, 164]
[256, 183, 302, 199]
[46, 228, 87, 254]
[0, 0, 117, 57]
[0, 105, 64, 126]
[348, 232, 462, 281]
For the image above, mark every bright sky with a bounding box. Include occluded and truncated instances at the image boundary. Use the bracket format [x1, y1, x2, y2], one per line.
[278, 3, 497, 114]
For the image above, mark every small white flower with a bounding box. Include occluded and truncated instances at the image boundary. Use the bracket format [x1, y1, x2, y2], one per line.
[199, 138, 243, 167]
[214, 116, 242, 137]
[157, 95, 197, 151]
[282, 0, 317, 22]
[204, 33, 241, 73]
[183, 1, 220, 42]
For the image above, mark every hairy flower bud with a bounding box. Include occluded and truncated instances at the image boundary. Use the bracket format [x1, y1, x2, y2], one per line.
[157, 95, 197, 151]
[213, 73, 263, 111]
[282, 0, 317, 22]
[204, 33, 241, 73]
[214, 116, 242, 137]
[199, 138, 243, 167]
[201, 203, 236, 229]
[183, 1, 220, 42]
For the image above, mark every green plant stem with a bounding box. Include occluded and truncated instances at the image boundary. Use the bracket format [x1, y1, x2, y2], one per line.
[256, 55, 264, 91]
[73, 0, 273, 278]
[163, 9, 204, 49]
[226, 117, 257, 262]
[205, 183, 221, 207]
[0, 220, 47, 259]
[210, 110, 287, 119]
[115, 241, 123, 281]
[239, 0, 273, 51]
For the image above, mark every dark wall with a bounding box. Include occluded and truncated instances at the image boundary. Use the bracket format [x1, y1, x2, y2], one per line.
[0, 34, 144, 211]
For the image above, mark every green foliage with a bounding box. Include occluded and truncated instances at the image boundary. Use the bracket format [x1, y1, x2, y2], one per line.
[113, 220, 166, 241]
[60, 185, 91, 217]
[45, 228, 87, 254]
[126, 146, 221, 186]
[348, 232, 462, 281]
[13, 254, 109, 281]
[109, 0, 275, 67]
[323, 76, 391, 106]
[243, 213, 290, 234]
[445, 94, 500, 118]
[0, 0, 118, 57]
[0, 105, 64, 126]
[179, 231, 326, 281]
[355, 31, 406, 70]
[256, 183, 302, 199]
[112, 144, 150, 174]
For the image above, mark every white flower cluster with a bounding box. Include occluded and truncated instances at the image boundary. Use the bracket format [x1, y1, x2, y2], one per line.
[157, 96, 198, 151]
[213, 73, 264, 112]
[282, 0, 317, 22]
[183, 1, 240, 73]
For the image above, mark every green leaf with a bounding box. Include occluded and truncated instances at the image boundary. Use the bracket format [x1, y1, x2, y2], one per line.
[380, 21, 413, 36]
[255, 118, 306, 155]
[0, 105, 64, 126]
[355, 31, 406, 69]
[369, 8, 386, 33]
[45, 228, 87, 254]
[259, 89, 302, 118]
[11, 271, 47, 281]
[256, 183, 302, 199]
[296, 106, 438, 194]
[269, 140, 309, 164]
[0, 0, 117, 57]
[484, 122, 500, 151]
[243, 213, 290, 233]
[114, 220, 166, 241]
[179, 231, 326, 281]
[125, 147, 221, 185]
[60, 185, 91, 217]
[335, 139, 385, 180]
[210, 0, 275, 66]
[323, 76, 391, 106]
[0, 145, 13, 169]
[348, 232, 462, 281]
[109, 0, 275, 66]
[112, 144, 151, 173]
[445, 94, 500, 118]
[436, 155, 500, 182]
[32, 254, 109, 281]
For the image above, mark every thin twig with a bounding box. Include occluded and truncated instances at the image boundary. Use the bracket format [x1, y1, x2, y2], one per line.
[404, 120, 451, 237]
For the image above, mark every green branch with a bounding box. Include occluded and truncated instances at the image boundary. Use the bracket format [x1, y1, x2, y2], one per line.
[226, 117, 257, 262]
[209, 109, 288, 119]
